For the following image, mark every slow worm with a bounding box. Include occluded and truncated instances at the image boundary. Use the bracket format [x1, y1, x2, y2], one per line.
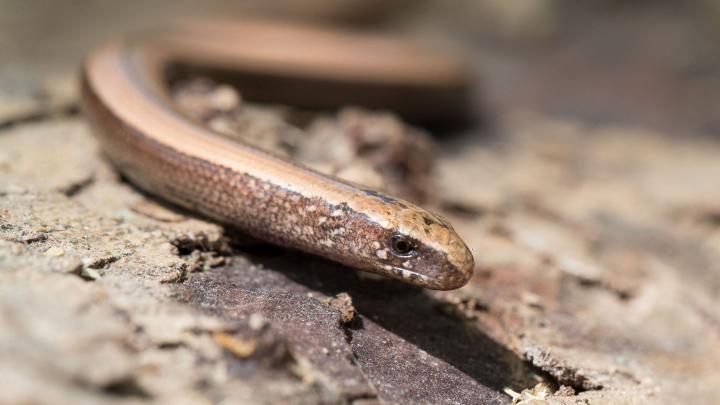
[81, 20, 474, 289]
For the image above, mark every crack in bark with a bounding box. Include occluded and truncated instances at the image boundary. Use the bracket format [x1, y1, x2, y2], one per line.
[18, 233, 49, 244]
[523, 347, 605, 393]
[59, 174, 96, 198]
[170, 232, 233, 256]
[85, 255, 122, 269]
[100, 377, 153, 399]
[572, 274, 633, 301]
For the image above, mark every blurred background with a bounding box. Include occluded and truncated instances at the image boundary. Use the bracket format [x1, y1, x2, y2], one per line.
[3, 0, 720, 133]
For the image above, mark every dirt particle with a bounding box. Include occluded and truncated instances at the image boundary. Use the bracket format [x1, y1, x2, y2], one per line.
[554, 385, 576, 396]
[170, 232, 231, 256]
[79, 266, 101, 281]
[504, 382, 552, 404]
[159, 263, 188, 283]
[214, 331, 259, 359]
[43, 246, 64, 257]
[249, 313, 268, 330]
[324, 292, 357, 326]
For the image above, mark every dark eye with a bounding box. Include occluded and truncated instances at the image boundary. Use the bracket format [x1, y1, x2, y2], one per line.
[390, 235, 415, 257]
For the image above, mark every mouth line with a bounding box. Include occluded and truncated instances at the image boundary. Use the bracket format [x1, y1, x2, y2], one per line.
[390, 266, 433, 284]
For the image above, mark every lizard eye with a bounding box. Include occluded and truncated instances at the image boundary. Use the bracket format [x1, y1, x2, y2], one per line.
[389, 234, 415, 257]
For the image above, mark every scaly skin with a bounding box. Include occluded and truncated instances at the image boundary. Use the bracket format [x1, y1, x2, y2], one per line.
[81, 20, 474, 289]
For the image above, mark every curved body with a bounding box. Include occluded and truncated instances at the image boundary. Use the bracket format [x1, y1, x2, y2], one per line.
[81, 19, 474, 289]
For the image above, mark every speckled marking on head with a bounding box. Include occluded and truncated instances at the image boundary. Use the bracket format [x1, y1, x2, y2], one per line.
[339, 189, 475, 288]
